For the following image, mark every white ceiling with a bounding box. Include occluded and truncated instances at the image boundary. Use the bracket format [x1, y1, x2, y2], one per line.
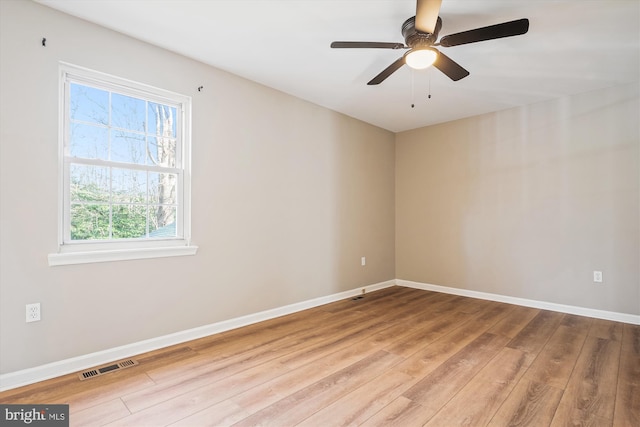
[36, 0, 639, 132]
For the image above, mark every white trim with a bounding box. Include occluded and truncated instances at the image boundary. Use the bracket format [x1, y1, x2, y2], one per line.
[397, 279, 640, 325]
[0, 280, 395, 391]
[47, 245, 198, 266]
[59, 62, 190, 106]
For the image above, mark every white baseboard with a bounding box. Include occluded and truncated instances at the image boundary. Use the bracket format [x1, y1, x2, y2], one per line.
[397, 279, 640, 325]
[0, 280, 395, 392]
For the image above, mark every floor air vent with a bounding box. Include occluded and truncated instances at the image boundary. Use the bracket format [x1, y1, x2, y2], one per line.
[78, 359, 138, 381]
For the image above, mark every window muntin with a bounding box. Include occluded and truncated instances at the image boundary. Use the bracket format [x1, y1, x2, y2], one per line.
[59, 65, 191, 249]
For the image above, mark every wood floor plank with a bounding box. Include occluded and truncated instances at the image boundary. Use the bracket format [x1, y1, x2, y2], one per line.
[589, 318, 623, 341]
[402, 332, 511, 421]
[453, 295, 499, 314]
[296, 370, 415, 427]
[357, 289, 459, 327]
[507, 310, 564, 355]
[64, 373, 157, 415]
[559, 313, 593, 332]
[121, 355, 291, 414]
[549, 336, 621, 426]
[621, 322, 640, 354]
[487, 379, 564, 427]
[231, 350, 402, 427]
[122, 307, 387, 412]
[359, 396, 430, 427]
[228, 337, 391, 417]
[70, 398, 130, 427]
[347, 310, 452, 354]
[382, 310, 473, 357]
[0, 287, 630, 427]
[146, 323, 328, 385]
[488, 305, 540, 339]
[167, 399, 250, 427]
[424, 347, 532, 427]
[613, 323, 640, 427]
[394, 302, 513, 379]
[121, 339, 297, 412]
[188, 307, 355, 354]
[272, 315, 395, 371]
[523, 324, 589, 389]
[110, 359, 292, 426]
[422, 294, 471, 315]
[472, 299, 518, 328]
[130, 344, 201, 370]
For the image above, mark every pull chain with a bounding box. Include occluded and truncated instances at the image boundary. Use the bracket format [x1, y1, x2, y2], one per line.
[411, 69, 415, 108]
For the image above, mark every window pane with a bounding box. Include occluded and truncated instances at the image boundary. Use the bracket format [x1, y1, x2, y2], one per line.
[70, 203, 110, 240]
[62, 66, 190, 247]
[148, 103, 176, 137]
[148, 172, 177, 205]
[70, 164, 110, 203]
[111, 168, 147, 204]
[112, 204, 147, 239]
[111, 93, 146, 132]
[111, 130, 146, 164]
[149, 206, 176, 237]
[147, 136, 176, 167]
[70, 83, 108, 125]
[69, 122, 108, 160]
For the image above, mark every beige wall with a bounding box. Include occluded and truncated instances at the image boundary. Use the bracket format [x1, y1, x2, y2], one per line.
[0, 1, 395, 374]
[396, 83, 639, 315]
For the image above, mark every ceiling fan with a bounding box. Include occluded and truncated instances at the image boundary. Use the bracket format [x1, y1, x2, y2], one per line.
[330, 0, 529, 85]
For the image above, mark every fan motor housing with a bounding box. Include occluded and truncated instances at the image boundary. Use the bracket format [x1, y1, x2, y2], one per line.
[402, 16, 442, 48]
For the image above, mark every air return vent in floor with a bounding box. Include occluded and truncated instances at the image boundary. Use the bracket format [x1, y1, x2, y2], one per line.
[78, 359, 138, 381]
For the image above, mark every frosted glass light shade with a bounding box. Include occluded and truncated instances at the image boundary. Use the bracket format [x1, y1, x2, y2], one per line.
[405, 49, 438, 69]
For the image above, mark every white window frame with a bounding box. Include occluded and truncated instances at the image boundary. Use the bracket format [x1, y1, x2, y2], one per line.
[48, 63, 197, 266]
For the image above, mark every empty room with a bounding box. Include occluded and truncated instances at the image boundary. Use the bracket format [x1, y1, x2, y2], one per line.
[0, 0, 638, 426]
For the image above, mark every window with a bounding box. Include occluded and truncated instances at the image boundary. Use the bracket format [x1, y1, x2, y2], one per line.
[48, 63, 197, 266]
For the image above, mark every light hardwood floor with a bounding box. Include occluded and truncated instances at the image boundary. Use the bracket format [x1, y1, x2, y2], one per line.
[1, 286, 638, 426]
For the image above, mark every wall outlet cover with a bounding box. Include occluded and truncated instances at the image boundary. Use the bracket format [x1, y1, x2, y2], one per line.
[26, 303, 41, 322]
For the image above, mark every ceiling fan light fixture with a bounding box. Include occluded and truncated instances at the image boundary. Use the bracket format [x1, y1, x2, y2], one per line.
[404, 48, 438, 70]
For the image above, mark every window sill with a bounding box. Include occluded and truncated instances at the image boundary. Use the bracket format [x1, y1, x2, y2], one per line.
[48, 245, 198, 266]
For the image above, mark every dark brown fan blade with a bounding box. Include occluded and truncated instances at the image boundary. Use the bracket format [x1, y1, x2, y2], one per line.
[439, 18, 529, 47]
[331, 41, 405, 49]
[367, 57, 405, 85]
[415, 0, 442, 34]
[433, 50, 469, 81]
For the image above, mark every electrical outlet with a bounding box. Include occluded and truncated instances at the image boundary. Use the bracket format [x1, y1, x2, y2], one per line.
[26, 303, 40, 322]
[593, 271, 603, 283]
[361, 256, 366, 266]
